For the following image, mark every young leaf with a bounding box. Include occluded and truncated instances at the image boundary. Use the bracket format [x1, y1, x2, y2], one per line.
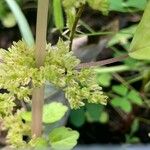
[127, 90, 143, 106]
[129, 1, 150, 60]
[99, 111, 109, 124]
[97, 73, 112, 87]
[53, 0, 64, 29]
[111, 97, 132, 113]
[21, 102, 68, 124]
[131, 118, 139, 134]
[49, 127, 79, 150]
[112, 85, 128, 96]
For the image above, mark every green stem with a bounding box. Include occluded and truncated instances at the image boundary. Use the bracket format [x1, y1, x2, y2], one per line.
[69, 4, 85, 51]
[95, 65, 131, 73]
[32, 0, 49, 137]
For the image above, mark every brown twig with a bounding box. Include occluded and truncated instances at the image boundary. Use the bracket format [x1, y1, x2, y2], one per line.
[77, 54, 129, 69]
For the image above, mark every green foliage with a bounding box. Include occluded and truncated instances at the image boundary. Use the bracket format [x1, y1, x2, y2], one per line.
[69, 103, 108, 127]
[0, 0, 22, 28]
[87, 0, 109, 15]
[21, 102, 68, 124]
[111, 85, 143, 113]
[86, 103, 103, 122]
[29, 137, 49, 149]
[97, 73, 112, 87]
[63, 0, 109, 29]
[109, 0, 147, 12]
[5, 0, 34, 46]
[129, 0, 150, 60]
[49, 126, 79, 150]
[53, 0, 64, 29]
[69, 107, 85, 127]
[126, 118, 140, 143]
[108, 25, 137, 48]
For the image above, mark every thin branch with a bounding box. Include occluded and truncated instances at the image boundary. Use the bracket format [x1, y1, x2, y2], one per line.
[32, 0, 49, 137]
[77, 54, 129, 69]
[69, 4, 85, 51]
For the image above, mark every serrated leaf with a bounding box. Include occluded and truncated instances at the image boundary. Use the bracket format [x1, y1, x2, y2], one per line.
[127, 90, 143, 106]
[111, 97, 132, 113]
[129, 1, 150, 60]
[49, 127, 79, 150]
[70, 107, 85, 127]
[112, 85, 128, 96]
[21, 102, 68, 124]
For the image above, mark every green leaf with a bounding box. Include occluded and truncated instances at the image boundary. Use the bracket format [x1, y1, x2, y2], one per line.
[43, 102, 68, 123]
[131, 118, 139, 134]
[2, 13, 16, 28]
[127, 90, 143, 106]
[49, 127, 79, 150]
[5, 0, 34, 46]
[129, 1, 150, 60]
[30, 137, 48, 149]
[108, 25, 137, 47]
[70, 107, 85, 127]
[99, 111, 109, 124]
[86, 103, 103, 122]
[112, 85, 128, 96]
[53, 0, 64, 29]
[97, 73, 112, 87]
[111, 97, 132, 113]
[129, 137, 140, 143]
[109, 0, 147, 12]
[21, 102, 68, 124]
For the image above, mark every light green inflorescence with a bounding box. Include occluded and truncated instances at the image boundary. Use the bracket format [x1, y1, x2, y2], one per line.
[0, 40, 107, 147]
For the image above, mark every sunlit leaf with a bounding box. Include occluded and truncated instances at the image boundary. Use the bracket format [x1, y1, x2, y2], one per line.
[112, 85, 128, 96]
[129, 1, 150, 60]
[49, 127, 79, 150]
[21, 102, 68, 124]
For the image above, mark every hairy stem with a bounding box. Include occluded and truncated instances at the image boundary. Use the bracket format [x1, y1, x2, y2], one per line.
[69, 4, 85, 51]
[32, 0, 49, 137]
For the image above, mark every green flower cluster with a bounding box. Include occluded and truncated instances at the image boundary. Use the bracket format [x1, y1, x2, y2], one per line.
[2, 110, 31, 148]
[0, 93, 15, 119]
[0, 39, 107, 146]
[0, 40, 107, 109]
